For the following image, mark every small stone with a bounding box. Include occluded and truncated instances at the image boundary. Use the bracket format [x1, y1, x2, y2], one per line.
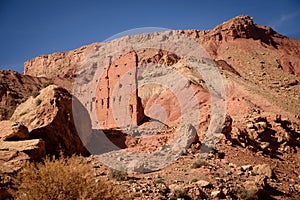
[211, 190, 222, 198]
[128, 160, 145, 174]
[229, 163, 236, 168]
[117, 157, 123, 161]
[241, 165, 253, 171]
[253, 116, 265, 122]
[237, 171, 244, 176]
[222, 188, 229, 195]
[253, 164, 273, 178]
[260, 142, 270, 150]
[246, 123, 255, 129]
[168, 184, 183, 193]
[256, 121, 267, 129]
[196, 180, 211, 188]
[294, 184, 300, 193]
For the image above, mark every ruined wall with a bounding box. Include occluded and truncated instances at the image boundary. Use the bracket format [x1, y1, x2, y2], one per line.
[95, 51, 144, 129]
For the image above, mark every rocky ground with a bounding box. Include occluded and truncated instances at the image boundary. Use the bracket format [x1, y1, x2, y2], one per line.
[87, 113, 300, 200]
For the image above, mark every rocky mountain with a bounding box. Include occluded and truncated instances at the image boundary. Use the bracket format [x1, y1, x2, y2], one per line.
[0, 15, 300, 199]
[22, 15, 300, 122]
[24, 16, 300, 79]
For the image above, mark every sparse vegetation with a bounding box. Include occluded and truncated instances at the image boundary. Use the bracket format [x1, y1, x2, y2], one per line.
[42, 80, 54, 88]
[191, 178, 198, 183]
[191, 158, 210, 169]
[133, 193, 141, 197]
[35, 98, 42, 106]
[239, 188, 257, 200]
[170, 188, 190, 200]
[10, 155, 119, 200]
[128, 179, 135, 184]
[31, 90, 40, 98]
[109, 168, 128, 181]
[155, 177, 165, 184]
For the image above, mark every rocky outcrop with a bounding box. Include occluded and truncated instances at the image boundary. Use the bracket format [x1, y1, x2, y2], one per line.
[181, 15, 300, 77]
[225, 115, 300, 155]
[0, 139, 45, 169]
[0, 138, 45, 199]
[0, 85, 91, 198]
[0, 120, 29, 141]
[24, 43, 101, 79]
[0, 70, 48, 120]
[10, 85, 90, 156]
[19, 16, 300, 130]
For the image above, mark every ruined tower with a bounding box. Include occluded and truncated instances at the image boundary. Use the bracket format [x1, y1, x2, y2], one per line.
[95, 51, 145, 129]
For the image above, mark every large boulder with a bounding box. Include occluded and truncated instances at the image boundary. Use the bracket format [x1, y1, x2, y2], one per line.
[0, 70, 48, 121]
[0, 139, 45, 199]
[10, 85, 90, 156]
[0, 139, 46, 173]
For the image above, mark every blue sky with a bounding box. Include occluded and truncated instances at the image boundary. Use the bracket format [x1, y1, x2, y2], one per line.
[0, 0, 299, 72]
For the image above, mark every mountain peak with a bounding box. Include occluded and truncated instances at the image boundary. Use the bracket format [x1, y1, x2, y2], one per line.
[217, 15, 254, 29]
[206, 15, 278, 47]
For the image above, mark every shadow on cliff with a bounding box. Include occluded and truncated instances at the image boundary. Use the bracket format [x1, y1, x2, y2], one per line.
[73, 96, 130, 155]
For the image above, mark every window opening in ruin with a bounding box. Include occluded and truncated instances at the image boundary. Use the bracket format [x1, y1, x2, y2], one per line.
[107, 97, 110, 109]
[129, 104, 133, 115]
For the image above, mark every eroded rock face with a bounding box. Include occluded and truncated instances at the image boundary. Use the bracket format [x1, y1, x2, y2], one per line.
[24, 43, 101, 79]
[0, 138, 46, 199]
[0, 139, 45, 170]
[181, 15, 300, 77]
[10, 85, 90, 156]
[0, 120, 29, 141]
[0, 70, 48, 120]
[95, 51, 145, 129]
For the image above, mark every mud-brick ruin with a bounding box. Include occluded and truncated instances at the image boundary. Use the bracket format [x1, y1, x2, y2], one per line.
[95, 51, 145, 129]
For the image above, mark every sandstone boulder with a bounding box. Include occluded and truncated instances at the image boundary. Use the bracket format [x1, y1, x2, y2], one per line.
[0, 120, 29, 141]
[252, 164, 273, 178]
[10, 85, 90, 156]
[0, 139, 46, 199]
[171, 124, 199, 154]
[196, 180, 212, 188]
[0, 139, 45, 172]
[0, 70, 48, 120]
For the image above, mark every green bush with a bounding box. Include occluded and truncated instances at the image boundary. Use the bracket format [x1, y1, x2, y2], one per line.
[42, 80, 54, 88]
[31, 90, 40, 98]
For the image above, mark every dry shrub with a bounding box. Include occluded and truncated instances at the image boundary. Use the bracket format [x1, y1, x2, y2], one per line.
[41, 80, 54, 88]
[109, 168, 128, 181]
[10, 155, 119, 200]
[191, 159, 210, 169]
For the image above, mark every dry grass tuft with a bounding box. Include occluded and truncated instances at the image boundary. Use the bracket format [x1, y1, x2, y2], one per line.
[10, 155, 119, 200]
